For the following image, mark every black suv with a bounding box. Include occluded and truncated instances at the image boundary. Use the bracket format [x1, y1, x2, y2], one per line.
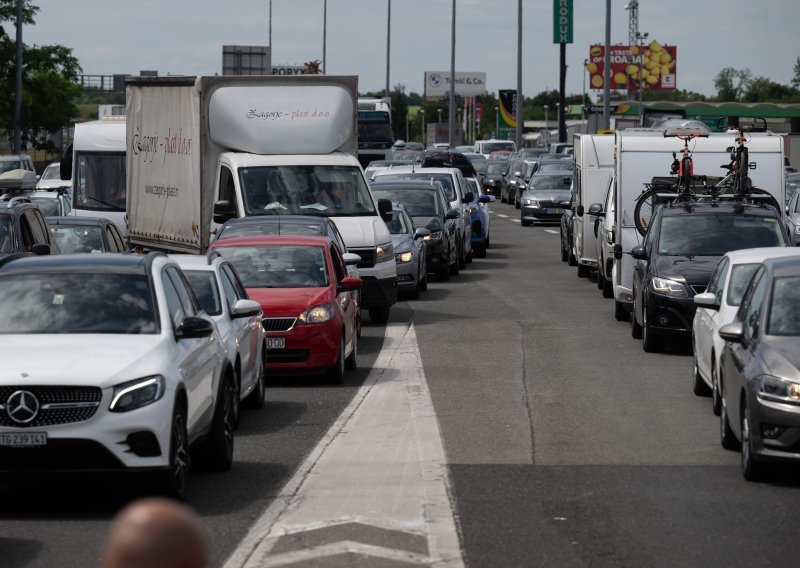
[0, 195, 61, 256]
[630, 200, 787, 352]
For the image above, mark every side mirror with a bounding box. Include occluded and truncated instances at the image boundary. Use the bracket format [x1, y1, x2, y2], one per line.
[576, 205, 585, 217]
[445, 208, 460, 220]
[693, 292, 720, 311]
[559, 200, 571, 209]
[500, 172, 506, 178]
[338, 276, 363, 292]
[630, 245, 648, 260]
[343, 252, 362, 266]
[231, 298, 262, 319]
[414, 227, 431, 240]
[613, 243, 623, 260]
[718, 321, 744, 343]
[31, 243, 51, 256]
[378, 198, 393, 222]
[176, 316, 214, 339]
[463, 191, 474, 203]
[213, 200, 237, 224]
[479, 194, 494, 203]
[587, 203, 604, 216]
[60, 144, 73, 181]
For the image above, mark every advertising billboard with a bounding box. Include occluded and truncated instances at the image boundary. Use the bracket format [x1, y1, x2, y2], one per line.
[424, 71, 486, 99]
[586, 41, 676, 91]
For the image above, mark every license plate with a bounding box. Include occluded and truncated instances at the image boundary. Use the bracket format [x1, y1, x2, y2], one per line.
[0, 432, 47, 447]
[267, 337, 286, 349]
[544, 208, 563, 215]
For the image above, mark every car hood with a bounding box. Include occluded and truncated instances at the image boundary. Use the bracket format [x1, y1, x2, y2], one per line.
[247, 286, 333, 317]
[761, 337, 800, 380]
[412, 216, 441, 231]
[0, 335, 165, 387]
[653, 255, 720, 286]
[331, 216, 391, 248]
[391, 234, 414, 252]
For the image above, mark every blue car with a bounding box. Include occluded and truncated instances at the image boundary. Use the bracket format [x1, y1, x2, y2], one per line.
[464, 176, 494, 258]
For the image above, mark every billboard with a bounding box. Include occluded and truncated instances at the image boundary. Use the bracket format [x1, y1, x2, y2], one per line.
[586, 41, 676, 91]
[222, 45, 271, 76]
[424, 71, 486, 99]
[498, 90, 518, 128]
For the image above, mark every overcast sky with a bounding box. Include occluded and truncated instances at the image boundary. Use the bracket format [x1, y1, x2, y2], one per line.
[22, 0, 800, 100]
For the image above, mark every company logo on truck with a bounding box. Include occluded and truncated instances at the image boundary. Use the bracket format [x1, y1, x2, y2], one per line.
[245, 108, 333, 121]
[132, 127, 192, 163]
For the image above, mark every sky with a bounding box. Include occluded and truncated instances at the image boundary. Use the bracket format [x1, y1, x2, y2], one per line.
[20, 0, 800, 101]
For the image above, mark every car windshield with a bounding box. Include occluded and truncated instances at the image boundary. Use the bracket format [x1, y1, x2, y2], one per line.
[0, 160, 24, 174]
[727, 263, 759, 306]
[792, 191, 800, 213]
[530, 175, 572, 191]
[40, 164, 61, 181]
[0, 215, 15, 254]
[373, 189, 440, 217]
[215, 244, 329, 289]
[486, 163, 508, 175]
[75, 152, 126, 212]
[183, 271, 222, 316]
[26, 195, 59, 217]
[768, 276, 800, 336]
[239, 165, 376, 217]
[785, 179, 800, 205]
[0, 273, 157, 334]
[384, 212, 410, 235]
[49, 225, 103, 253]
[658, 215, 785, 256]
[537, 162, 572, 173]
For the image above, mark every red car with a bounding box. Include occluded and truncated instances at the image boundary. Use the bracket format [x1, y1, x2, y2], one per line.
[208, 235, 362, 383]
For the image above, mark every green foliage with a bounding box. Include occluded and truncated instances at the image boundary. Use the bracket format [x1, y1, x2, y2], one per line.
[1, 1, 82, 150]
[793, 56, 800, 90]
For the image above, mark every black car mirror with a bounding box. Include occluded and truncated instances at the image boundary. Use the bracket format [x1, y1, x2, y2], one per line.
[445, 208, 460, 220]
[176, 316, 214, 339]
[576, 205, 585, 217]
[213, 200, 236, 224]
[31, 243, 51, 256]
[630, 245, 648, 260]
[587, 203, 604, 217]
[718, 321, 744, 343]
[613, 243, 623, 260]
[463, 191, 474, 203]
[378, 198, 393, 222]
[60, 144, 73, 181]
[414, 227, 431, 240]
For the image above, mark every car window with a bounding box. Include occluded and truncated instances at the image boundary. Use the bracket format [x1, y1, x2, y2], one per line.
[219, 266, 241, 312]
[768, 275, 800, 336]
[385, 212, 410, 235]
[726, 263, 760, 307]
[183, 270, 222, 316]
[0, 214, 15, 254]
[50, 224, 103, 253]
[221, 263, 248, 299]
[373, 189, 439, 217]
[162, 271, 187, 329]
[218, 165, 239, 212]
[330, 244, 346, 282]
[165, 266, 197, 317]
[215, 244, 329, 288]
[705, 256, 729, 304]
[326, 221, 347, 254]
[740, 267, 767, 341]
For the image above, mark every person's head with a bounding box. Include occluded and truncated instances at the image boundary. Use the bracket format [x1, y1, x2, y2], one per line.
[101, 497, 207, 568]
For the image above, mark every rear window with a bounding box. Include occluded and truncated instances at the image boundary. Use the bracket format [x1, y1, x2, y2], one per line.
[658, 214, 785, 257]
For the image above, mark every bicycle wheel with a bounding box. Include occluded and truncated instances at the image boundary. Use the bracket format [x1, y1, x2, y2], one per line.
[633, 187, 663, 236]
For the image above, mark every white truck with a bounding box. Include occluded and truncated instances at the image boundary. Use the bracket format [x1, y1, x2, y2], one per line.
[125, 75, 397, 322]
[607, 128, 786, 321]
[570, 133, 615, 278]
[60, 116, 127, 236]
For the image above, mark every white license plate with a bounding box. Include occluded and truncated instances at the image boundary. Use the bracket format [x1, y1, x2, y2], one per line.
[0, 432, 47, 447]
[544, 208, 564, 215]
[267, 337, 286, 349]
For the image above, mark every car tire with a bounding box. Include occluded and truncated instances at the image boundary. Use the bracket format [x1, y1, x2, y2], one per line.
[614, 300, 628, 322]
[631, 300, 643, 339]
[192, 371, 235, 472]
[741, 399, 768, 481]
[327, 336, 346, 384]
[597, 270, 605, 289]
[345, 331, 358, 370]
[692, 344, 712, 396]
[451, 245, 461, 275]
[602, 277, 614, 299]
[458, 240, 467, 269]
[560, 235, 568, 262]
[719, 377, 740, 450]
[369, 305, 391, 323]
[231, 366, 241, 429]
[500, 194, 507, 204]
[243, 349, 266, 409]
[410, 277, 421, 300]
[522, 218, 532, 227]
[158, 398, 190, 500]
[485, 234, 490, 249]
[641, 303, 664, 353]
[577, 264, 590, 278]
[419, 267, 428, 292]
[711, 359, 722, 416]
[567, 248, 577, 267]
[475, 243, 487, 258]
[438, 258, 450, 282]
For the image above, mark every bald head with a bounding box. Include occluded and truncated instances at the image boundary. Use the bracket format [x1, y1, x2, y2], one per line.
[102, 498, 207, 568]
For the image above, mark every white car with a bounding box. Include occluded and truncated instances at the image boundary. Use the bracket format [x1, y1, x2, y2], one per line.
[692, 247, 800, 414]
[0, 252, 236, 499]
[35, 162, 72, 196]
[170, 254, 267, 426]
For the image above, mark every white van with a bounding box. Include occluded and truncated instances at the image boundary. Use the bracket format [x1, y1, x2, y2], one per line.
[475, 139, 516, 158]
[571, 134, 615, 278]
[607, 128, 786, 321]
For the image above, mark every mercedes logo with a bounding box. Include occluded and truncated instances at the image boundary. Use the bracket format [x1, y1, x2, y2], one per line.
[7, 390, 40, 424]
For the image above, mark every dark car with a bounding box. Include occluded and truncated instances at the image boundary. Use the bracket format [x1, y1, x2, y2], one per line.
[506, 159, 538, 207]
[630, 201, 788, 352]
[371, 179, 459, 281]
[0, 195, 61, 256]
[384, 203, 429, 298]
[519, 173, 572, 226]
[717, 255, 800, 481]
[47, 216, 128, 253]
[482, 160, 509, 201]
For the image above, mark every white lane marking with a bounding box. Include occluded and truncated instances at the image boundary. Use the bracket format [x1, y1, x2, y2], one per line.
[496, 213, 509, 218]
[510, 219, 521, 223]
[543, 229, 559, 234]
[224, 322, 463, 568]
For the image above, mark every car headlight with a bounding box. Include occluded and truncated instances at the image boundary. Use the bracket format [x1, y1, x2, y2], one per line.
[758, 375, 800, 404]
[525, 199, 538, 206]
[298, 302, 336, 324]
[650, 277, 688, 298]
[423, 231, 442, 241]
[376, 242, 394, 263]
[109, 375, 165, 412]
[794, 225, 800, 235]
[487, 180, 496, 185]
[395, 251, 414, 263]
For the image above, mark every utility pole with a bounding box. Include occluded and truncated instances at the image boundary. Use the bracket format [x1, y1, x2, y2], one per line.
[385, 0, 391, 97]
[322, 0, 327, 73]
[14, 0, 23, 154]
[448, 0, 456, 147]
[602, 0, 611, 131]
[515, 0, 522, 149]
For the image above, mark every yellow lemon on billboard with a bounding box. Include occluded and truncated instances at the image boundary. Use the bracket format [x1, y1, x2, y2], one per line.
[591, 75, 604, 88]
[630, 45, 641, 56]
[646, 74, 659, 85]
[659, 51, 671, 64]
[614, 72, 628, 86]
[586, 61, 598, 73]
[649, 40, 662, 53]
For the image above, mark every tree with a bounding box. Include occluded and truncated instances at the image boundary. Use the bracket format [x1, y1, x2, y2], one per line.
[743, 77, 800, 103]
[0, 0, 82, 151]
[792, 56, 800, 90]
[713, 67, 752, 102]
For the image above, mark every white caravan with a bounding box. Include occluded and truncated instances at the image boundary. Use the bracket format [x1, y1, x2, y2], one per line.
[607, 128, 786, 321]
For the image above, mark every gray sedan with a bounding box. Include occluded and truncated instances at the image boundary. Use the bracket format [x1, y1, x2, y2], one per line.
[520, 173, 573, 226]
[385, 204, 430, 299]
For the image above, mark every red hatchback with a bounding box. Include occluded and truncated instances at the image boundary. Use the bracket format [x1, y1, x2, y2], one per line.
[209, 235, 362, 383]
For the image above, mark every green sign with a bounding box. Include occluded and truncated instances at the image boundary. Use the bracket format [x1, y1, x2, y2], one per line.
[553, 0, 573, 44]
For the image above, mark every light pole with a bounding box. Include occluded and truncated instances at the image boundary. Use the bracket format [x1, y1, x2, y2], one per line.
[385, 0, 391, 97]
[582, 58, 588, 132]
[322, 0, 327, 73]
[421, 110, 426, 146]
[438, 108, 443, 124]
[494, 106, 499, 139]
[636, 31, 649, 127]
[543, 104, 549, 147]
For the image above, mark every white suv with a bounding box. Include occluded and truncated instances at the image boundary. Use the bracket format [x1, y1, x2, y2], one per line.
[0, 252, 235, 499]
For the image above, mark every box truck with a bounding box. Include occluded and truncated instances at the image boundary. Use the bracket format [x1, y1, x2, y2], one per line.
[125, 75, 397, 322]
[607, 128, 785, 321]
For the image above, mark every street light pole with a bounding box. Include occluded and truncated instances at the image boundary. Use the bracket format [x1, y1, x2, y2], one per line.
[448, 0, 456, 147]
[385, 0, 391, 97]
[421, 110, 426, 146]
[322, 0, 327, 73]
[495, 106, 499, 138]
[582, 58, 588, 133]
[636, 31, 649, 127]
[14, 0, 23, 154]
